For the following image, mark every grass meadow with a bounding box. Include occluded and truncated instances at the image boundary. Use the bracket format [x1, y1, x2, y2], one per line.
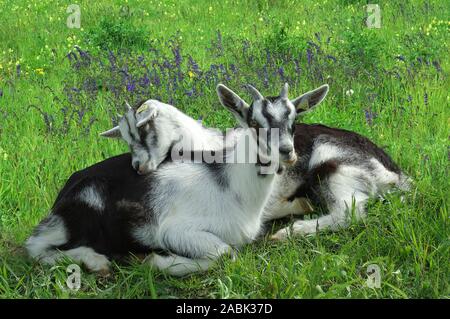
[0, 0, 448, 298]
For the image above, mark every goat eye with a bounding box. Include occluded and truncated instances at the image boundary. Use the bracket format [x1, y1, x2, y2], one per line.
[138, 124, 150, 133]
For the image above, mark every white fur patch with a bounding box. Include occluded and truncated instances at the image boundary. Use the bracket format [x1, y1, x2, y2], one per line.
[369, 158, 400, 189]
[77, 186, 104, 211]
[146, 253, 213, 277]
[263, 174, 312, 220]
[64, 246, 110, 273]
[140, 160, 272, 248]
[26, 214, 67, 262]
[309, 143, 343, 169]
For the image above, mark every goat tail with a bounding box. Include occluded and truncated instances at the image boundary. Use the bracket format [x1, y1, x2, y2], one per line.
[25, 214, 68, 264]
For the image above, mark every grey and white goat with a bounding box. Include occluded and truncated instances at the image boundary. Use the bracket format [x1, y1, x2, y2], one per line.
[26, 83, 315, 276]
[104, 84, 411, 240]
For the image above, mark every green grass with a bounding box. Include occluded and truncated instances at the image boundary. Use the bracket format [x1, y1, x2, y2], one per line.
[0, 0, 449, 298]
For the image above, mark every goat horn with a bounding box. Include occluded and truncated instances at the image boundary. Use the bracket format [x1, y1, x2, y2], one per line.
[99, 125, 121, 138]
[125, 101, 132, 112]
[280, 82, 289, 99]
[245, 84, 264, 101]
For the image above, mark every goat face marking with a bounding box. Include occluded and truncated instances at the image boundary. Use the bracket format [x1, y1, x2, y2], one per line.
[100, 101, 161, 175]
[217, 83, 329, 167]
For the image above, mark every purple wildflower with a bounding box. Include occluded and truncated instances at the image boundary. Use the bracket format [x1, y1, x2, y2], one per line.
[242, 40, 250, 57]
[432, 60, 442, 72]
[263, 65, 269, 88]
[364, 109, 378, 126]
[219, 64, 230, 81]
[172, 45, 182, 67]
[314, 32, 321, 42]
[139, 75, 150, 87]
[307, 41, 321, 53]
[185, 89, 194, 97]
[67, 51, 77, 62]
[294, 59, 302, 77]
[278, 66, 286, 82]
[188, 56, 201, 75]
[127, 82, 136, 92]
[153, 73, 161, 87]
[230, 64, 238, 74]
[326, 55, 337, 62]
[306, 48, 313, 66]
[265, 49, 272, 66]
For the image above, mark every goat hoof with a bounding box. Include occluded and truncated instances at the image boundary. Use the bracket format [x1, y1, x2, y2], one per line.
[96, 268, 111, 278]
[270, 228, 290, 241]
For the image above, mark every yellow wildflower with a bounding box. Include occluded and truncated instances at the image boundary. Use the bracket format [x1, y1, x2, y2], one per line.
[188, 71, 194, 78]
[35, 68, 45, 75]
[0, 147, 8, 161]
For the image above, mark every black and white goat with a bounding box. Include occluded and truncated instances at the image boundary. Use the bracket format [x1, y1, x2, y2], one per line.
[26, 83, 316, 276]
[103, 84, 411, 241]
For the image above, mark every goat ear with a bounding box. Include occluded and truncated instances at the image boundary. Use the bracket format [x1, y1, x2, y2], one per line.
[216, 84, 249, 125]
[291, 84, 329, 115]
[135, 104, 158, 128]
[100, 126, 121, 138]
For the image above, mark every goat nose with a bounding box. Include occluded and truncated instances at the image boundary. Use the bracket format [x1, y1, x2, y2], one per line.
[279, 146, 293, 155]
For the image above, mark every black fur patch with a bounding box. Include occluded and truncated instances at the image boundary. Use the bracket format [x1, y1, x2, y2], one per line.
[285, 123, 402, 209]
[293, 124, 401, 174]
[51, 154, 154, 259]
[205, 162, 229, 189]
[288, 160, 339, 204]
